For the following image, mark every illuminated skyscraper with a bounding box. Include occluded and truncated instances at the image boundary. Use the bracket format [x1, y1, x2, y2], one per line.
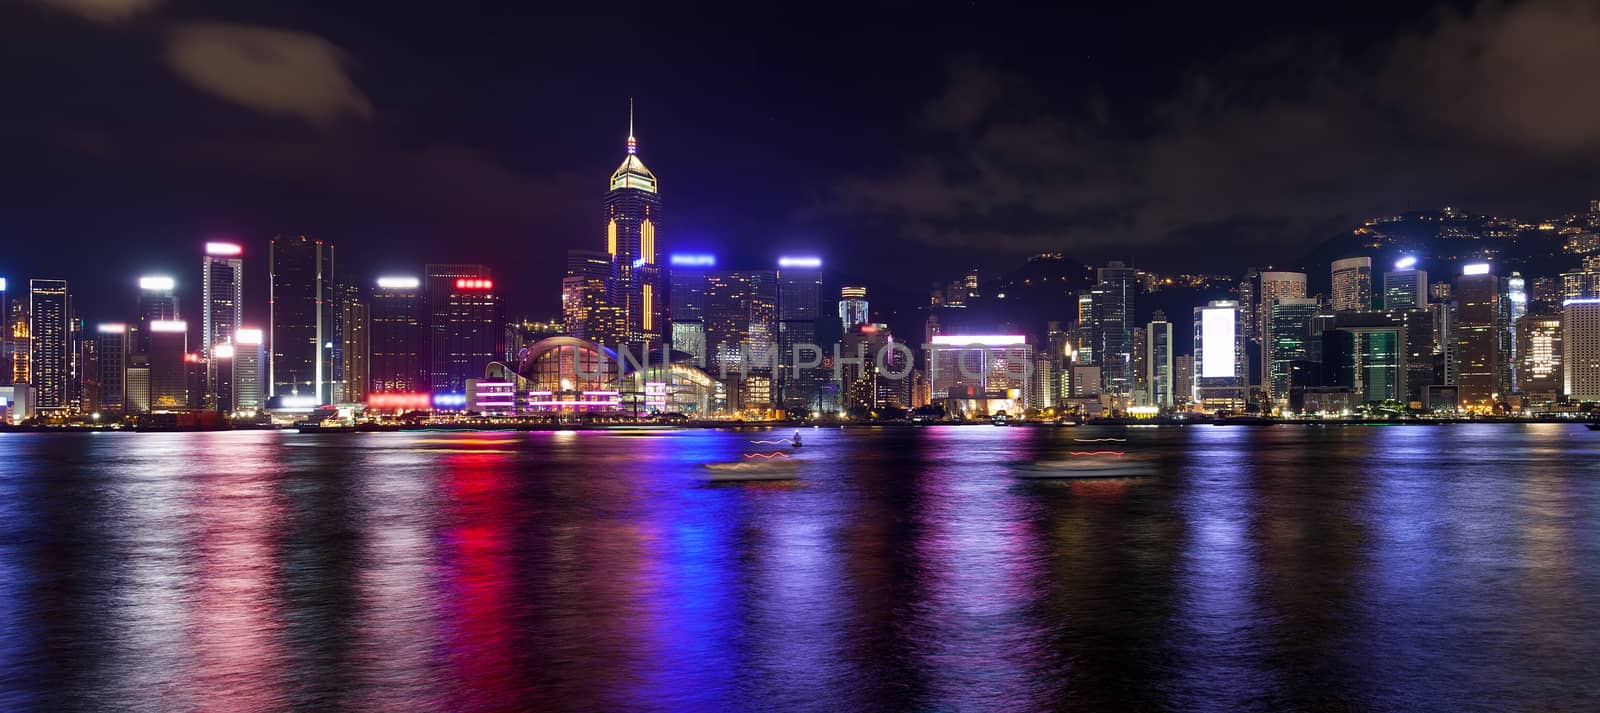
[839, 286, 869, 332]
[1265, 297, 1320, 406]
[135, 275, 178, 358]
[424, 264, 502, 396]
[332, 282, 369, 403]
[29, 279, 70, 413]
[705, 270, 777, 410]
[1331, 257, 1373, 312]
[1516, 311, 1562, 404]
[1382, 259, 1427, 310]
[666, 254, 714, 362]
[0, 278, 8, 387]
[1094, 261, 1137, 393]
[1565, 298, 1600, 401]
[1257, 271, 1307, 339]
[94, 323, 128, 415]
[1146, 312, 1174, 410]
[148, 319, 188, 408]
[1455, 263, 1511, 408]
[565, 250, 625, 344]
[202, 242, 243, 409]
[604, 102, 663, 346]
[1193, 300, 1247, 412]
[776, 257, 823, 411]
[371, 277, 424, 393]
[233, 327, 265, 414]
[270, 235, 334, 403]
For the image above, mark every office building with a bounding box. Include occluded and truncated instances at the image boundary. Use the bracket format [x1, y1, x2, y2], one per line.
[333, 282, 369, 403]
[1193, 301, 1247, 412]
[1331, 257, 1373, 312]
[29, 279, 70, 413]
[1094, 261, 1137, 393]
[928, 334, 1032, 409]
[1516, 311, 1562, 404]
[371, 277, 425, 393]
[705, 270, 778, 410]
[566, 249, 625, 344]
[1383, 258, 1428, 310]
[201, 242, 243, 409]
[604, 104, 664, 345]
[270, 234, 334, 403]
[148, 319, 187, 408]
[1146, 312, 1174, 410]
[1565, 298, 1600, 401]
[666, 254, 713, 362]
[839, 322, 895, 411]
[776, 257, 824, 411]
[1257, 271, 1307, 342]
[839, 286, 869, 332]
[1455, 263, 1511, 408]
[424, 264, 502, 396]
[1075, 290, 1096, 364]
[1238, 268, 1258, 341]
[1265, 296, 1320, 407]
[233, 327, 265, 414]
[94, 323, 127, 415]
[135, 275, 178, 357]
[1174, 355, 1193, 406]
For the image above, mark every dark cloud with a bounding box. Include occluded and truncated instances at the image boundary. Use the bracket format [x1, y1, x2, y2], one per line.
[164, 22, 374, 126]
[830, 0, 1600, 267]
[34, 0, 159, 23]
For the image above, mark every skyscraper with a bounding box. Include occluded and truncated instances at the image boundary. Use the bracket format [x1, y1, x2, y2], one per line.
[705, 270, 777, 410]
[371, 277, 424, 393]
[1146, 311, 1174, 410]
[1517, 311, 1562, 404]
[1265, 296, 1319, 407]
[1564, 298, 1600, 401]
[135, 275, 178, 357]
[1455, 263, 1511, 408]
[233, 327, 265, 414]
[1257, 271, 1307, 340]
[29, 279, 69, 413]
[202, 242, 243, 409]
[1094, 261, 1137, 394]
[1382, 258, 1427, 310]
[604, 102, 664, 346]
[1331, 257, 1373, 312]
[776, 257, 823, 411]
[334, 282, 369, 404]
[1194, 301, 1247, 412]
[839, 286, 869, 332]
[566, 249, 625, 344]
[424, 264, 503, 396]
[270, 235, 334, 403]
[148, 319, 187, 408]
[94, 323, 128, 416]
[666, 254, 714, 362]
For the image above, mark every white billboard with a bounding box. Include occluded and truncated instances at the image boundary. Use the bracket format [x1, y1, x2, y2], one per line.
[1201, 307, 1236, 378]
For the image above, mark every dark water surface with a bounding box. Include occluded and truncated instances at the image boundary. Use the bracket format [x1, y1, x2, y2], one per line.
[3, 425, 1600, 711]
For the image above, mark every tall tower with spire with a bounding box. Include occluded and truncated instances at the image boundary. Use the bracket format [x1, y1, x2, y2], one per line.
[603, 99, 663, 346]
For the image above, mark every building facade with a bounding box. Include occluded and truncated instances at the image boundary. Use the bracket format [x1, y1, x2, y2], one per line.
[269, 235, 335, 403]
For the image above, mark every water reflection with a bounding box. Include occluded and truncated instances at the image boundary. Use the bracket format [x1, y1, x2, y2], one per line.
[3, 425, 1600, 710]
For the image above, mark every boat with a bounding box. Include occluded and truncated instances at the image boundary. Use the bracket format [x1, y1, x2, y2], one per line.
[1588, 423, 1600, 431]
[295, 422, 402, 434]
[792, 430, 803, 447]
[704, 455, 801, 481]
[1012, 454, 1157, 479]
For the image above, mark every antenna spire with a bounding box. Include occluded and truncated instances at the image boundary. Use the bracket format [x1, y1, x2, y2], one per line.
[627, 98, 637, 155]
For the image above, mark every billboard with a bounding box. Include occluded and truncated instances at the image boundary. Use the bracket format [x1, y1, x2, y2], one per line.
[1201, 307, 1236, 378]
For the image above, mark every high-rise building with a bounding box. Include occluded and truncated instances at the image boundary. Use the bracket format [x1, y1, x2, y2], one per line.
[135, 275, 178, 357]
[1194, 301, 1247, 412]
[1516, 311, 1562, 404]
[1265, 296, 1320, 407]
[424, 265, 503, 397]
[1331, 257, 1373, 312]
[334, 283, 369, 404]
[928, 334, 1031, 408]
[1075, 290, 1096, 365]
[94, 323, 128, 415]
[839, 286, 869, 332]
[776, 257, 823, 411]
[28, 279, 70, 413]
[1455, 263, 1511, 408]
[1257, 271, 1307, 342]
[1382, 258, 1428, 310]
[666, 254, 713, 362]
[1094, 261, 1137, 393]
[840, 322, 894, 411]
[704, 270, 778, 410]
[566, 249, 626, 344]
[0, 277, 8, 386]
[1562, 260, 1600, 302]
[1565, 298, 1600, 401]
[148, 319, 188, 408]
[269, 235, 334, 403]
[201, 242, 243, 409]
[604, 103, 664, 346]
[1238, 268, 1259, 342]
[233, 327, 265, 414]
[1146, 312, 1174, 410]
[370, 277, 424, 393]
[1174, 355, 1193, 406]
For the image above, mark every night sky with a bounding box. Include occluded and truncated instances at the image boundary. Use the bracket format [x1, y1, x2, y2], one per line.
[5, 0, 1600, 324]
